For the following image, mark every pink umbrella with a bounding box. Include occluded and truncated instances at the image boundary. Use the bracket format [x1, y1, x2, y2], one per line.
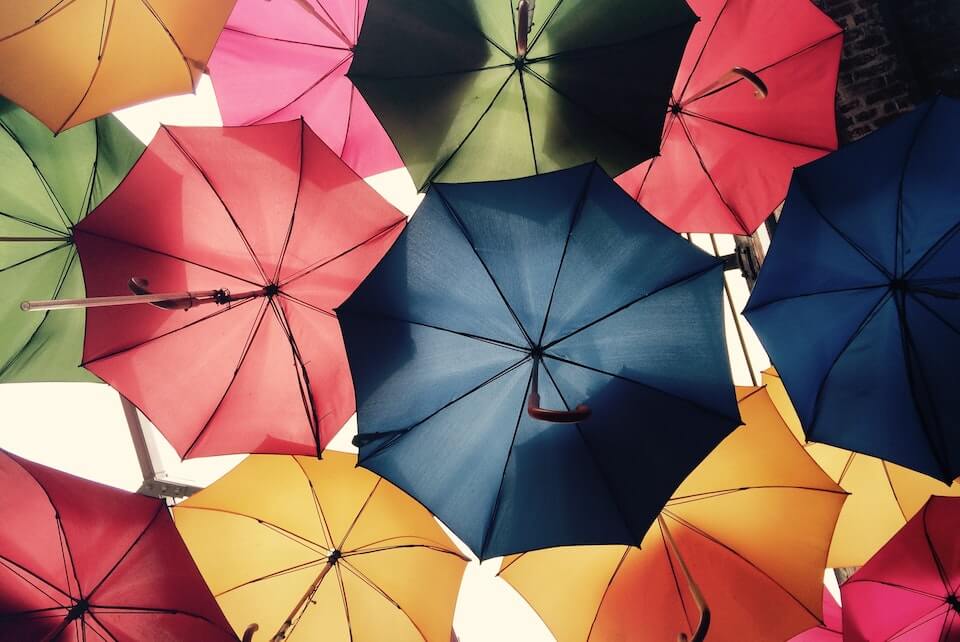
[790, 589, 842, 641]
[208, 0, 402, 178]
[841, 496, 960, 641]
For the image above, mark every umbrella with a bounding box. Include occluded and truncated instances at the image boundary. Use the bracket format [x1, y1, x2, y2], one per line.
[841, 496, 960, 641]
[23, 120, 405, 458]
[338, 163, 741, 560]
[789, 589, 842, 642]
[0, 99, 143, 383]
[172, 451, 469, 642]
[744, 96, 960, 483]
[0, 0, 235, 133]
[616, 0, 841, 235]
[498, 386, 847, 642]
[348, 0, 697, 190]
[208, 0, 402, 178]
[765, 368, 960, 568]
[0, 449, 236, 641]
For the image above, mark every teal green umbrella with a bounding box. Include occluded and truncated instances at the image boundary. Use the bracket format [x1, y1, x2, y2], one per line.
[0, 99, 143, 382]
[349, 0, 696, 190]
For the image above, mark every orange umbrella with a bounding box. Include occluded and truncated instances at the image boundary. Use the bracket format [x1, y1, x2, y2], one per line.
[0, 0, 235, 132]
[763, 368, 960, 567]
[500, 387, 846, 642]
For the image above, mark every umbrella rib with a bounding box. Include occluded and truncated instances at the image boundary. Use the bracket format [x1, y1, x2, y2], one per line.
[904, 220, 960, 280]
[81, 296, 258, 369]
[270, 298, 328, 457]
[181, 299, 271, 457]
[895, 297, 954, 480]
[921, 502, 954, 596]
[666, 485, 848, 505]
[54, 0, 118, 134]
[292, 457, 336, 549]
[629, 112, 679, 200]
[744, 284, 887, 314]
[174, 505, 328, 553]
[526, 18, 698, 67]
[792, 172, 894, 280]
[89, 603, 241, 633]
[524, 0, 567, 55]
[539, 360, 640, 543]
[0, 210, 69, 237]
[432, 0, 514, 60]
[343, 542, 468, 561]
[244, 53, 354, 128]
[73, 228, 263, 287]
[333, 563, 355, 642]
[896, 101, 939, 279]
[0, 239, 72, 274]
[81, 118, 101, 218]
[278, 291, 342, 319]
[0, 121, 73, 229]
[139, 0, 199, 89]
[84, 617, 108, 642]
[535, 164, 596, 346]
[163, 127, 271, 284]
[432, 185, 534, 346]
[680, 109, 836, 153]
[542, 261, 720, 351]
[272, 119, 306, 284]
[516, 70, 540, 175]
[84, 610, 120, 642]
[586, 549, 633, 641]
[0, 606, 67, 619]
[85, 504, 165, 599]
[881, 460, 911, 522]
[336, 479, 382, 551]
[359, 357, 531, 461]
[338, 561, 429, 641]
[0, 556, 70, 608]
[220, 25, 350, 50]
[675, 0, 731, 102]
[279, 218, 405, 286]
[806, 291, 892, 441]
[661, 511, 823, 622]
[909, 291, 960, 337]
[339, 309, 529, 352]
[478, 366, 535, 559]
[674, 113, 750, 233]
[842, 578, 944, 600]
[0, 0, 80, 42]
[885, 604, 950, 641]
[212, 558, 331, 598]
[418, 69, 519, 190]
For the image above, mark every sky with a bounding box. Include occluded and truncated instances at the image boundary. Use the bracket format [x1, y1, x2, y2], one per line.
[0, 76, 838, 641]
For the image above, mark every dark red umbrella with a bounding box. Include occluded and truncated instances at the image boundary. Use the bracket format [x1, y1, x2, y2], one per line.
[0, 449, 237, 641]
[841, 496, 960, 641]
[23, 120, 405, 458]
[616, 0, 842, 235]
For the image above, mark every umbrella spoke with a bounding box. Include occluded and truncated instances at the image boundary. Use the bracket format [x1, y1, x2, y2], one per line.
[885, 604, 949, 641]
[251, 53, 354, 134]
[680, 110, 835, 153]
[0, 211, 69, 237]
[338, 560, 430, 640]
[85, 506, 165, 599]
[336, 480, 382, 552]
[293, 458, 336, 550]
[843, 578, 945, 601]
[343, 542, 466, 560]
[175, 505, 329, 555]
[0, 121, 73, 228]
[212, 558, 331, 598]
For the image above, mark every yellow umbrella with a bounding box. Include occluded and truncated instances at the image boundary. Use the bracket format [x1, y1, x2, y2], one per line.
[763, 368, 960, 568]
[173, 452, 469, 642]
[0, 0, 235, 132]
[499, 387, 846, 642]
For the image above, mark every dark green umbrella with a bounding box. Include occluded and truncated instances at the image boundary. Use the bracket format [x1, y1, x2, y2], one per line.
[0, 99, 143, 382]
[349, 0, 696, 190]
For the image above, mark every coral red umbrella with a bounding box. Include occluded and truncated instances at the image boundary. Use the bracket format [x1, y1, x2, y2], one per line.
[790, 589, 842, 641]
[616, 0, 842, 235]
[0, 449, 237, 641]
[208, 0, 402, 178]
[841, 496, 960, 641]
[24, 120, 405, 459]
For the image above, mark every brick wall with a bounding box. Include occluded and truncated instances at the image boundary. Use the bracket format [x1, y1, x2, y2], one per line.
[811, 0, 960, 142]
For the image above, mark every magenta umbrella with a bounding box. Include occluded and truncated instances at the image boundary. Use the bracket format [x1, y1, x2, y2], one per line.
[841, 496, 960, 641]
[208, 0, 402, 178]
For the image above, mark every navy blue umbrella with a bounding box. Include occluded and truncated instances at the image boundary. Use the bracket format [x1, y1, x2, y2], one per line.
[337, 164, 740, 560]
[745, 96, 960, 483]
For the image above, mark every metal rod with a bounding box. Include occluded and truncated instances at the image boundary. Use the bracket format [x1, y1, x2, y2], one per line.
[709, 234, 758, 386]
[527, 357, 590, 423]
[659, 515, 711, 642]
[21, 287, 266, 312]
[0, 236, 70, 242]
[272, 561, 334, 642]
[120, 394, 156, 483]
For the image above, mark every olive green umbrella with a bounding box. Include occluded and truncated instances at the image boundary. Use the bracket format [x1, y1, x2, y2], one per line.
[0, 99, 143, 382]
[349, 0, 696, 190]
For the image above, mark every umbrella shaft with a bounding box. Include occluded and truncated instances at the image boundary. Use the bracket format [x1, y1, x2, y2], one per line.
[21, 288, 266, 312]
[0, 236, 70, 242]
[271, 561, 334, 642]
[659, 516, 710, 642]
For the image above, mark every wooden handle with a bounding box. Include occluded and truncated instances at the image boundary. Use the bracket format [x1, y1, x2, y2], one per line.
[242, 624, 259, 642]
[517, 0, 532, 56]
[729, 67, 768, 99]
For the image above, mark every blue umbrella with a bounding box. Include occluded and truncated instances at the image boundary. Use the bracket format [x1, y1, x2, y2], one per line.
[745, 96, 960, 484]
[337, 164, 740, 559]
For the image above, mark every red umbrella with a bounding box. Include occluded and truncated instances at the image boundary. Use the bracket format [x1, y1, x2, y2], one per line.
[24, 120, 405, 459]
[208, 0, 403, 178]
[790, 589, 842, 641]
[616, 0, 842, 235]
[841, 496, 960, 641]
[0, 449, 237, 641]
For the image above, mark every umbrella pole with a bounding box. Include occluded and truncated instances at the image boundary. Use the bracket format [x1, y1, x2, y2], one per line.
[271, 560, 335, 642]
[22, 278, 268, 312]
[658, 515, 710, 642]
[0, 236, 71, 242]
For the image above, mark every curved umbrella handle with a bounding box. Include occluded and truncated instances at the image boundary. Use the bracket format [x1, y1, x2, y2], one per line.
[516, 0, 534, 57]
[242, 624, 259, 642]
[684, 67, 768, 104]
[659, 516, 711, 642]
[526, 360, 590, 423]
[729, 67, 768, 99]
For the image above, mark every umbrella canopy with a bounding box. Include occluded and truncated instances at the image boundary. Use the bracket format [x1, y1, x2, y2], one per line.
[744, 96, 960, 483]
[841, 496, 960, 641]
[0, 0, 236, 133]
[790, 589, 843, 642]
[616, 0, 841, 235]
[72, 120, 405, 458]
[0, 98, 143, 383]
[338, 163, 741, 560]
[349, 0, 696, 190]
[173, 451, 469, 642]
[498, 387, 847, 642]
[208, 0, 402, 178]
[765, 368, 960, 568]
[0, 449, 236, 641]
